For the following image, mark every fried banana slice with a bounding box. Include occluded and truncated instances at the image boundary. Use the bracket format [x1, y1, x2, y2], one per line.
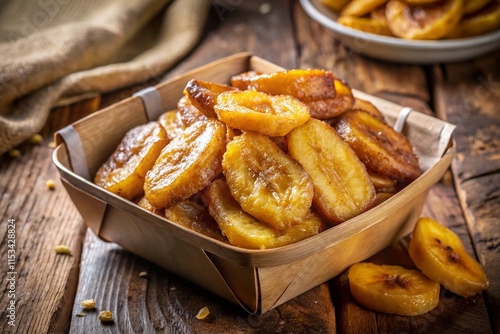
[215, 90, 310, 137]
[335, 110, 421, 184]
[157, 109, 186, 141]
[183, 79, 236, 118]
[305, 78, 355, 119]
[94, 122, 168, 200]
[177, 95, 207, 127]
[320, 0, 352, 12]
[464, 0, 491, 14]
[352, 98, 384, 120]
[337, 16, 394, 36]
[246, 69, 336, 102]
[165, 199, 227, 242]
[222, 132, 314, 230]
[144, 119, 226, 208]
[341, 0, 388, 16]
[368, 169, 397, 193]
[385, 0, 464, 39]
[137, 196, 164, 216]
[409, 217, 490, 297]
[348, 262, 440, 316]
[204, 179, 320, 249]
[230, 70, 262, 90]
[287, 118, 375, 224]
[447, 0, 500, 38]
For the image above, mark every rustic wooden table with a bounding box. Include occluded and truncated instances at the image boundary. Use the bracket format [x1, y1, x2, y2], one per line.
[1, 1, 499, 333]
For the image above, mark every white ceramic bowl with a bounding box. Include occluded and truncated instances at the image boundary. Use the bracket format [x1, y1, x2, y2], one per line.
[300, 0, 500, 64]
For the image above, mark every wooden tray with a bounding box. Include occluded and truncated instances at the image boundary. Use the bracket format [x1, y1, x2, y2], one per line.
[52, 52, 455, 314]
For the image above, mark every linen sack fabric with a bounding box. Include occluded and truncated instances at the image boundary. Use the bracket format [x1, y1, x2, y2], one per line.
[0, 0, 211, 155]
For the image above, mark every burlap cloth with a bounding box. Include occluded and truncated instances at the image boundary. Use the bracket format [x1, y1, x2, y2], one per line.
[0, 0, 211, 155]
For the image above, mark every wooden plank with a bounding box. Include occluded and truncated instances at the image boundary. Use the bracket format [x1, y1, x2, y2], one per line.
[69, 230, 336, 334]
[434, 51, 500, 333]
[0, 129, 89, 333]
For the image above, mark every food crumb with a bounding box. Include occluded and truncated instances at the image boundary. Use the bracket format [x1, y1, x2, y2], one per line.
[196, 306, 210, 320]
[138, 271, 148, 278]
[75, 313, 86, 317]
[48, 141, 57, 148]
[259, 3, 271, 14]
[99, 310, 113, 323]
[54, 245, 71, 255]
[81, 299, 96, 310]
[8, 149, 21, 158]
[30, 134, 43, 145]
[46, 179, 56, 190]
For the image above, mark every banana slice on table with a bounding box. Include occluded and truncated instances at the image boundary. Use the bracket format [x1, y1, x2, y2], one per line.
[222, 132, 314, 231]
[447, 0, 500, 38]
[287, 118, 375, 225]
[348, 262, 440, 316]
[408, 217, 490, 297]
[334, 110, 421, 184]
[385, 0, 464, 39]
[204, 178, 321, 249]
[144, 119, 227, 209]
[94, 122, 168, 200]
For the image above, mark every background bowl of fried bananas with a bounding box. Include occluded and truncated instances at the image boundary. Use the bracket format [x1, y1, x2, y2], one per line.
[300, 0, 500, 63]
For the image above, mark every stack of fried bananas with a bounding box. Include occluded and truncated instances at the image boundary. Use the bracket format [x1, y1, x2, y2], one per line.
[94, 69, 421, 249]
[321, 0, 500, 39]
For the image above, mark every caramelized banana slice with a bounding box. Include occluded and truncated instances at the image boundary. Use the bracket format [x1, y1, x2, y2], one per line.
[204, 179, 320, 249]
[222, 132, 314, 230]
[183, 79, 236, 118]
[246, 69, 336, 102]
[447, 0, 500, 38]
[349, 262, 440, 316]
[165, 199, 227, 242]
[144, 119, 226, 208]
[305, 78, 355, 119]
[287, 119, 375, 224]
[352, 98, 384, 120]
[368, 169, 397, 193]
[386, 0, 464, 39]
[215, 90, 310, 137]
[94, 122, 168, 200]
[137, 196, 164, 216]
[341, 0, 388, 16]
[177, 95, 207, 127]
[409, 217, 490, 297]
[157, 109, 186, 141]
[335, 110, 421, 184]
[337, 16, 394, 36]
[230, 70, 261, 90]
[464, 0, 491, 14]
[321, 0, 352, 12]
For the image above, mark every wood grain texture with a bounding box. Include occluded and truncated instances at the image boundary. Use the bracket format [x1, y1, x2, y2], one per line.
[434, 51, 500, 333]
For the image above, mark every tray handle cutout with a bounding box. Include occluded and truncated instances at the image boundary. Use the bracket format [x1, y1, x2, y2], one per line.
[56, 125, 91, 180]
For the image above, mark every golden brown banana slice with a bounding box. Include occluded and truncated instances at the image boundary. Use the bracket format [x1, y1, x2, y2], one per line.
[137, 196, 164, 216]
[341, 0, 388, 16]
[183, 79, 236, 118]
[215, 90, 310, 137]
[337, 16, 394, 36]
[287, 118, 375, 225]
[164, 199, 227, 242]
[372, 192, 395, 206]
[157, 109, 186, 141]
[464, 0, 491, 14]
[334, 110, 421, 184]
[246, 69, 336, 102]
[230, 70, 262, 90]
[222, 132, 314, 231]
[204, 179, 320, 249]
[368, 169, 397, 193]
[447, 0, 500, 38]
[386, 0, 464, 39]
[321, 0, 352, 12]
[348, 262, 440, 316]
[177, 95, 207, 127]
[352, 98, 384, 120]
[305, 78, 355, 119]
[408, 217, 490, 297]
[403, 0, 442, 3]
[94, 122, 168, 200]
[144, 119, 226, 208]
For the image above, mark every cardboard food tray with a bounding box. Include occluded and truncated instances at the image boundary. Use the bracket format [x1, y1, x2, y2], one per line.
[52, 52, 456, 314]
